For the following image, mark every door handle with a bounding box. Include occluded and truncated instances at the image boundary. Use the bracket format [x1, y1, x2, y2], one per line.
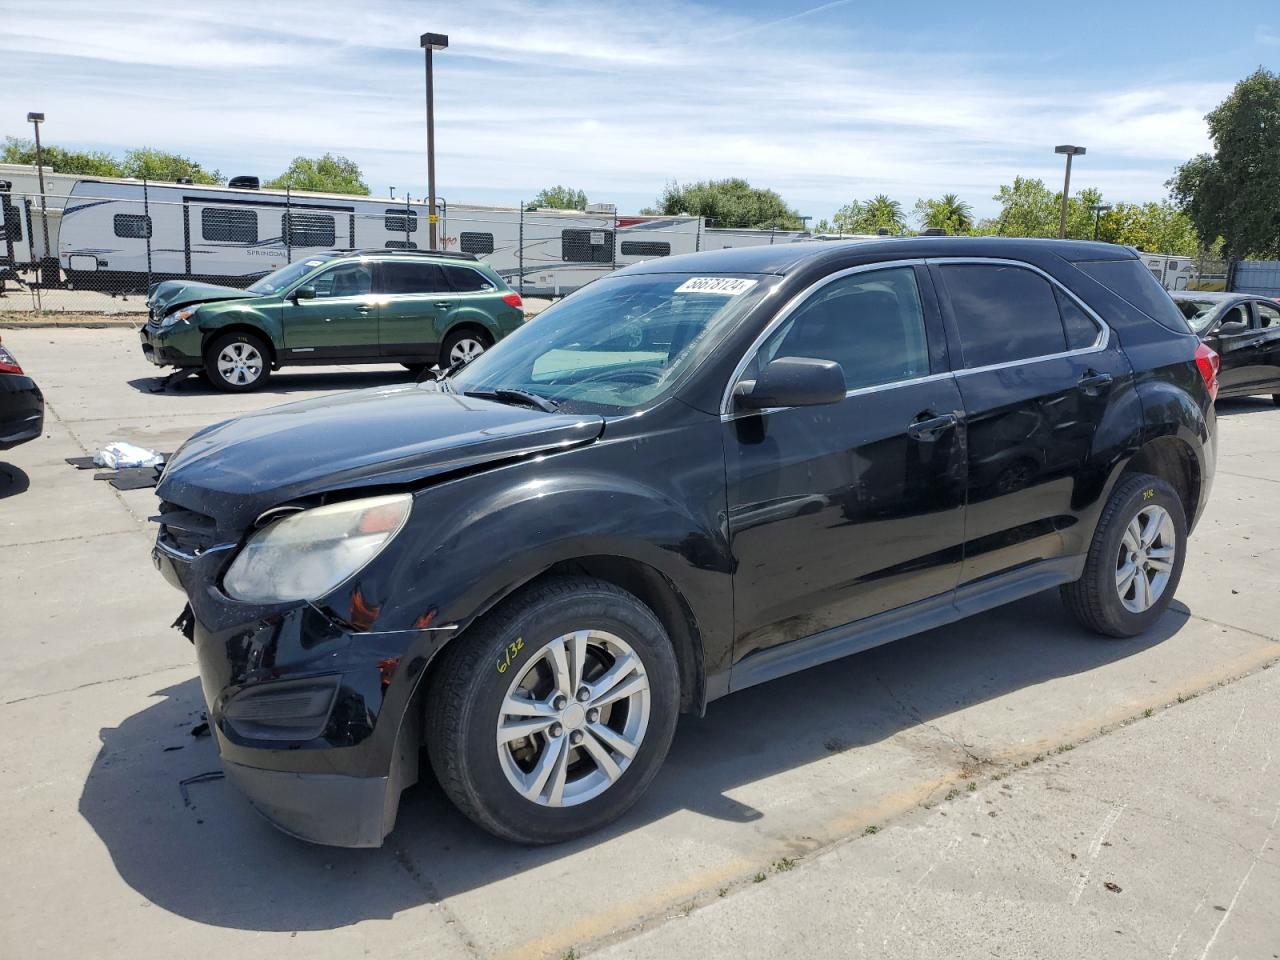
[906, 412, 958, 441]
[435, 301, 452, 310]
[355, 305, 373, 315]
[1078, 370, 1113, 393]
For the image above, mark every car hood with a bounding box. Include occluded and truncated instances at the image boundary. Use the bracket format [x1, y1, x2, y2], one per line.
[148, 279, 259, 315]
[157, 384, 605, 533]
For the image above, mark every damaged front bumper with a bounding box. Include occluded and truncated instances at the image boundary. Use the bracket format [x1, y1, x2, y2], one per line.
[155, 534, 455, 848]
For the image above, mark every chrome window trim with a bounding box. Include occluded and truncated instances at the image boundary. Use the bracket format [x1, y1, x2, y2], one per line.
[718, 259, 929, 417]
[926, 257, 1111, 375]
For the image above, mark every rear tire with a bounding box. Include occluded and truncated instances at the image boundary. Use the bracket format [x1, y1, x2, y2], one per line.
[204, 331, 271, 392]
[1061, 473, 1187, 638]
[425, 576, 680, 844]
[1272, 394, 1280, 407]
[440, 328, 492, 368]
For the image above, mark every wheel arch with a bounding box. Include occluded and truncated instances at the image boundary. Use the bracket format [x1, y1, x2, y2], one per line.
[201, 322, 278, 366]
[1119, 435, 1201, 529]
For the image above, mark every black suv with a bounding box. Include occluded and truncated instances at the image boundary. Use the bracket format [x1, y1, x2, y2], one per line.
[153, 238, 1218, 847]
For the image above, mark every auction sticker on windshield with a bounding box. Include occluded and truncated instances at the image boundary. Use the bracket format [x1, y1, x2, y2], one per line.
[674, 277, 759, 296]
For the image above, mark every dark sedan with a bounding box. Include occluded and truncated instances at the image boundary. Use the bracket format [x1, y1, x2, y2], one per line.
[0, 337, 43, 449]
[1173, 292, 1280, 404]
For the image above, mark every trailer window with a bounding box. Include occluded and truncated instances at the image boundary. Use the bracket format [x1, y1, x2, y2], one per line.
[113, 214, 152, 239]
[385, 209, 418, 233]
[460, 232, 494, 255]
[385, 240, 418, 250]
[620, 240, 670, 258]
[282, 211, 336, 248]
[562, 228, 614, 264]
[201, 208, 258, 243]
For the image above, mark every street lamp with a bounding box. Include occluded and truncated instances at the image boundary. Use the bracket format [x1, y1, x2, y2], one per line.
[1089, 202, 1112, 241]
[1054, 144, 1086, 239]
[420, 32, 448, 250]
[27, 112, 51, 268]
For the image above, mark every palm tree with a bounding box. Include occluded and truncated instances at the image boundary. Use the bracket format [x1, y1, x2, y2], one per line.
[936, 193, 974, 232]
[863, 195, 905, 234]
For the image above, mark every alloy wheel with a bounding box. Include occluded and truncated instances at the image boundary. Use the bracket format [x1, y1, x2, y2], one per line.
[449, 338, 486, 365]
[1115, 504, 1176, 614]
[496, 629, 650, 807]
[217, 342, 263, 386]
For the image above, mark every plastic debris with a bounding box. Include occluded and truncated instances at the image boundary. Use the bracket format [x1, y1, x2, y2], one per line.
[93, 441, 165, 470]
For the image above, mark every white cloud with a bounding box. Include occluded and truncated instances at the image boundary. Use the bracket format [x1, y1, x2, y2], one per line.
[0, 0, 1224, 218]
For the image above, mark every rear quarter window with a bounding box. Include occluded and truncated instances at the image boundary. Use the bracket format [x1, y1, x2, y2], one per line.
[1075, 259, 1191, 334]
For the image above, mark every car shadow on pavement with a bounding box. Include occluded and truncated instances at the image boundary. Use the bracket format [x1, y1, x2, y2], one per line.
[1214, 396, 1278, 417]
[0, 461, 30, 499]
[124, 367, 415, 398]
[79, 589, 1189, 932]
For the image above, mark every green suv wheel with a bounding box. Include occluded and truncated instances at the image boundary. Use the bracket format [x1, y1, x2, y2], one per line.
[204, 331, 271, 392]
[442, 328, 493, 367]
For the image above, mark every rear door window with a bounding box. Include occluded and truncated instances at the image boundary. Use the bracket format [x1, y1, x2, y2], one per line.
[1075, 259, 1191, 333]
[940, 264, 1067, 367]
[380, 260, 448, 295]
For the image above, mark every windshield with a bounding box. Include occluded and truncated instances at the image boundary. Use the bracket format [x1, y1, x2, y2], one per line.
[246, 256, 333, 295]
[450, 272, 774, 413]
[1175, 298, 1225, 333]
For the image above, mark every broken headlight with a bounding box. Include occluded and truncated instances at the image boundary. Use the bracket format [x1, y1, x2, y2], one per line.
[222, 494, 411, 603]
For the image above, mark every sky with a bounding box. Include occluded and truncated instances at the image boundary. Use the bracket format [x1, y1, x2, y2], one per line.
[1, 0, 1277, 222]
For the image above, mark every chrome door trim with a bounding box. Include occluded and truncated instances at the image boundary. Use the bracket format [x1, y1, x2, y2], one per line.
[718, 258, 929, 417]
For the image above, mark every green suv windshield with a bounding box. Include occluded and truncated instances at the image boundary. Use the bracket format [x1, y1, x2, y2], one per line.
[246, 256, 335, 295]
[450, 272, 774, 413]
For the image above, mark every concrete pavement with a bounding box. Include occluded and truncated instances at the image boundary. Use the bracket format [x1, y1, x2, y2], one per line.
[1, 328, 1278, 959]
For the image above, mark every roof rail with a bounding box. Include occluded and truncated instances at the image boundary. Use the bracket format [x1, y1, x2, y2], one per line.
[324, 247, 479, 261]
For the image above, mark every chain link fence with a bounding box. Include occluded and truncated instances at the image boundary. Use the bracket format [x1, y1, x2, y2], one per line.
[0, 182, 818, 316]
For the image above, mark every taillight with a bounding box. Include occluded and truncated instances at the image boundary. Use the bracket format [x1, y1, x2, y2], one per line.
[0, 339, 22, 376]
[1194, 342, 1219, 401]
[502, 292, 523, 309]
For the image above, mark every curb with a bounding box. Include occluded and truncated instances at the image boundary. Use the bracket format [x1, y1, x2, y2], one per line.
[0, 319, 142, 329]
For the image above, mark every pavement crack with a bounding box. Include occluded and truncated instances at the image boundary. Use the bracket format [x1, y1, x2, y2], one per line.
[2, 662, 192, 706]
[389, 845, 486, 959]
[875, 673, 990, 768]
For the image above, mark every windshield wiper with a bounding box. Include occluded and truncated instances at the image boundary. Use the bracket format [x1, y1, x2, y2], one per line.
[463, 388, 559, 413]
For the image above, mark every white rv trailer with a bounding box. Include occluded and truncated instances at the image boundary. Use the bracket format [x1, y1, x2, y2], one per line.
[0, 163, 84, 285]
[55, 177, 818, 295]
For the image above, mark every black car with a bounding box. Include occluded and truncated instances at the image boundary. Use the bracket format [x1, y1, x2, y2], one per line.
[153, 238, 1218, 847]
[0, 337, 43, 450]
[1172, 291, 1280, 404]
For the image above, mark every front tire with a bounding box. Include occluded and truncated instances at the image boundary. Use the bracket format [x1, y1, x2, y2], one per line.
[1061, 473, 1187, 638]
[440, 328, 492, 368]
[204, 331, 271, 392]
[425, 577, 680, 844]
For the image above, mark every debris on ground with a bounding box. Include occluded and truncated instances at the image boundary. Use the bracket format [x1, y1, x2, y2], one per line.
[93, 441, 164, 469]
[190, 721, 210, 738]
[1103, 881, 1123, 893]
[178, 771, 225, 809]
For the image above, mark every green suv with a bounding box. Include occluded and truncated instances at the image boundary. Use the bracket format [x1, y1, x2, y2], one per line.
[141, 250, 525, 391]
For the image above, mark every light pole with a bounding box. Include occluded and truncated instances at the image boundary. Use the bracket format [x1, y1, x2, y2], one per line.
[1054, 144, 1086, 239]
[27, 112, 51, 268]
[420, 32, 448, 250]
[1089, 202, 1112, 241]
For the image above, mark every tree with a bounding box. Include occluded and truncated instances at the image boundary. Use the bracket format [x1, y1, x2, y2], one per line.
[1, 136, 122, 177]
[1170, 68, 1280, 259]
[530, 185, 588, 210]
[656, 178, 803, 230]
[264, 154, 368, 195]
[989, 177, 1100, 239]
[1094, 201, 1199, 256]
[121, 148, 221, 184]
[914, 193, 974, 234]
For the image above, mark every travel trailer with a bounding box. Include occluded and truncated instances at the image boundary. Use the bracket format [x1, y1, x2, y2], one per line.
[51, 178, 813, 296]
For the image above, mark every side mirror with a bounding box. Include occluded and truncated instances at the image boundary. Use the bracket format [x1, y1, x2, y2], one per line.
[736, 356, 847, 409]
[291, 285, 316, 301]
